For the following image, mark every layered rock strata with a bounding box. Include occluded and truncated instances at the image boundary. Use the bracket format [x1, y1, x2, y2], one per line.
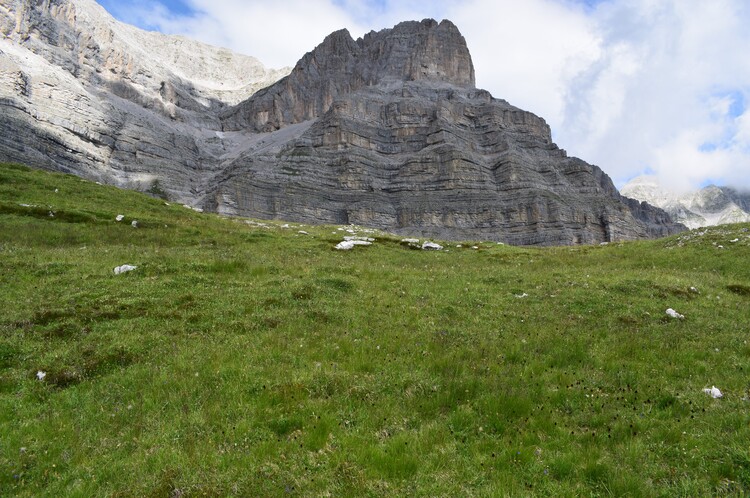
[0, 1, 684, 244]
[0, 0, 289, 199]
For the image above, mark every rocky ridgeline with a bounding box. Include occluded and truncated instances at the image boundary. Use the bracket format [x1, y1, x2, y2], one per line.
[0, 0, 685, 245]
[622, 176, 750, 229]
[0, 0, 288, 201]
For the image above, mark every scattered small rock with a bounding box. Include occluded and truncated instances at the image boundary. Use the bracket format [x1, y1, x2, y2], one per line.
[703, 386, 723, 399]
[666, 308, 685, 319]
[114, 264, 137, 275]
[131, 220, 138, 228]
[730, 238, 739, 243]
[298, 230, 309, 235]
[36, 371, 46, 381]
[115, 214, 124, 222]
[689, 286, 699, 294]
[515, 293, 529, 299]
[422, 241, 443, 251]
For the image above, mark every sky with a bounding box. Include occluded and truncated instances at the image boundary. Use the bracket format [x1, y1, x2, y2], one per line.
[95, 0, 750, 192]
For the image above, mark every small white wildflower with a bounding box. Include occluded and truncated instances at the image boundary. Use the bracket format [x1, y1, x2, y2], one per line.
[36, 371, 46, 381]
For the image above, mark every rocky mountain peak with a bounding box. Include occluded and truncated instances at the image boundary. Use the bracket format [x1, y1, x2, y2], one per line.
[221, 18, 475, 132]
[622, 176, 750, 228]
[0, 3, 685, 245]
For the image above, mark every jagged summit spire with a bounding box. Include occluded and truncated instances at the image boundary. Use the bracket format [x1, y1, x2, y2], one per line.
[221, 18, 475, 132]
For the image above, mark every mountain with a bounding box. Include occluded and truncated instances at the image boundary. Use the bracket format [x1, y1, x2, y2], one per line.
[621, 176, 750, 229]
[0, 0, 685, 245]
[0, 0, 289, 196]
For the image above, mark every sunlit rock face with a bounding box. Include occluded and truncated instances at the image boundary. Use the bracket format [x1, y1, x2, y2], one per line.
[0, 2, 683, 244]
[0, 0, 289, 201]
[622, 176, 750, 229]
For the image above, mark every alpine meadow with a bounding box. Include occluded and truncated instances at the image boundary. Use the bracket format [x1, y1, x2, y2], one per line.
[1, 163, 749, 496]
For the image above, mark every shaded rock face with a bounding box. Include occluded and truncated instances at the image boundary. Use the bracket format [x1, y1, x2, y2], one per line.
[0, 1, 684, 245]
[209, 83, 681, 245]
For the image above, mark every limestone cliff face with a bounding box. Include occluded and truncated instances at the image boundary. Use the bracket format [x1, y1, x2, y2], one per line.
[0, 1, 684, 244]
[0, 0, 289, 200]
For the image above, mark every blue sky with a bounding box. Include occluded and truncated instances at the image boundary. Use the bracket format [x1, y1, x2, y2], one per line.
[94, 0, 750, 191]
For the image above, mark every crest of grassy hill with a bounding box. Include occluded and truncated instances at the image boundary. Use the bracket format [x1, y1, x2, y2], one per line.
[1, 163, 749, 496]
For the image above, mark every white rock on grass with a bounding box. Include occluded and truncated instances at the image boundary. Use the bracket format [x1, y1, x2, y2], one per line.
[335, 240, 372, 250]
[515, 293, 529, 299]
[422, 241, 443, 251]
[666, 308, 685, 319]
[401, 238, 420, 244]
[131, 220, 138, 228]
[36, 371, 46, 381]
[703, 386, 723, 398]
[116, 214, 124, 221]
[114, 264, 137, 275]
[344, 236, 374, 242]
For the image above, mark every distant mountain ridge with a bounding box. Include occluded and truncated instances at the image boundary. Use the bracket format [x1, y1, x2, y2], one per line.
[0, 0, 685, 245]
[621, 176, 750, 229]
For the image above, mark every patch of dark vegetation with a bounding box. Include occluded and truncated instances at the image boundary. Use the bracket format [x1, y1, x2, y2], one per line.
[291, 285, 316, 301]
[0, 343, 20, 369]
[267, 416, 304, 437]
[727, 284, 750, 296]
[39, 346, 136, 389]
[317, 277, 355, 292]
[0, 202, 98, 223]
[617, 315, 643, 327]
[242, 231, 272, 243]
[208, 259, 247, 273]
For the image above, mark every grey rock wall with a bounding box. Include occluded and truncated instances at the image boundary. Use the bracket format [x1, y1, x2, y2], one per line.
[0, 0, 684, 244]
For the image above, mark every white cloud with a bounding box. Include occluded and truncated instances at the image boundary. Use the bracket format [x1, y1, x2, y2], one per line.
[97, 0, 750, 191]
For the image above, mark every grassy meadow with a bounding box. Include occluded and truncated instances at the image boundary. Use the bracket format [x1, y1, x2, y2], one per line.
[1, 162, 749, 496]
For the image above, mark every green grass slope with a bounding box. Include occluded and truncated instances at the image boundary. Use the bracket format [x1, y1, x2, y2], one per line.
[1, 163, 749, 496]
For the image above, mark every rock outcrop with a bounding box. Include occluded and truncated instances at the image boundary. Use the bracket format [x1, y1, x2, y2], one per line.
[0, 0, 289, 200]
[0, 1, 684, 244]
[622, 176, 750, 229]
